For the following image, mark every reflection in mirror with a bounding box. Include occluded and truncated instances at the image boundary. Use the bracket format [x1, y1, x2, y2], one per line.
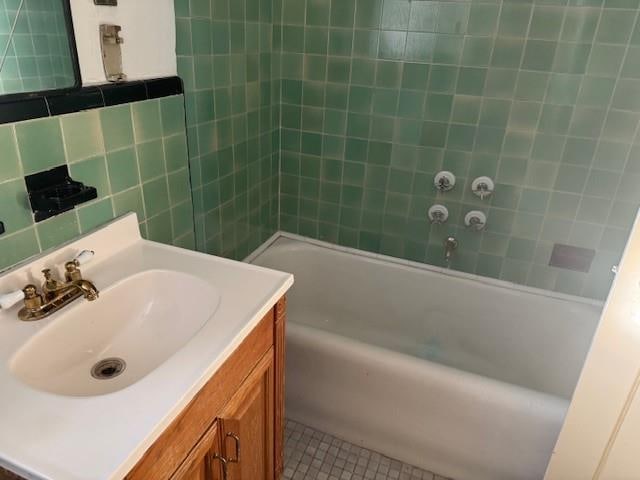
[0, 0, 77, 96]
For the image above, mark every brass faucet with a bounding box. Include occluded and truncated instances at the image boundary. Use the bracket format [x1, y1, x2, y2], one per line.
[18, 259, 99, 321]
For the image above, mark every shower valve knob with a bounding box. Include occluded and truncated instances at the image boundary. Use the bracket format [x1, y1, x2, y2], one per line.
[465, 211, 487, 231]
[428, 205, 449, 225]
[434, 171, 456, 192]
[471, 177, 494, 199]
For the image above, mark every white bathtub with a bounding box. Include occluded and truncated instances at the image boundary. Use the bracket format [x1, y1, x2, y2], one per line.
[250, 234, 602, 480]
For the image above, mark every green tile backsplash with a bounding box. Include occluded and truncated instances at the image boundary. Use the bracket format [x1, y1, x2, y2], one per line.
[268, 0, 640, 300]
[175, 0, 280, 260]
[0, 96, 194, 271]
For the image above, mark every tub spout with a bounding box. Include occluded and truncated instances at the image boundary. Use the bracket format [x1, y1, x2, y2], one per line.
[444, 236, 458, 263]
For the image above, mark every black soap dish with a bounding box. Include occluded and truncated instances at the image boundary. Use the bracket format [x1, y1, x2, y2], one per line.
[26, 165, 97, 222]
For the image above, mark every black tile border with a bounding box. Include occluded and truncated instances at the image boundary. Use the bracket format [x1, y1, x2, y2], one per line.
[0, 77, 183, 125]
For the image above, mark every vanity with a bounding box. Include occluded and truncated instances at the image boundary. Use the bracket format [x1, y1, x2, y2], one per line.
[0, 214, 293, 480]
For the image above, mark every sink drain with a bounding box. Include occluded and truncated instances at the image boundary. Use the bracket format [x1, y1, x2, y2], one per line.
[91, 358, 126, 380]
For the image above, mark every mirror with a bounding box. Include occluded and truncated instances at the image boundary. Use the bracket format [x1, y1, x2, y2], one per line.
[0, 0, 79, 98]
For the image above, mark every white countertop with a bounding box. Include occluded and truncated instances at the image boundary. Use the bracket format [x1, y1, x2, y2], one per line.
[0, 214, 293, 480]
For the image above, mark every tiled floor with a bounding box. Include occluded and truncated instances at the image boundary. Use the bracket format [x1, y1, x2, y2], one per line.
[283, 419, 451, 480]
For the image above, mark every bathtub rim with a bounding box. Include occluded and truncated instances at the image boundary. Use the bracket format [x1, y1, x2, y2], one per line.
[246, 231, 604, 309]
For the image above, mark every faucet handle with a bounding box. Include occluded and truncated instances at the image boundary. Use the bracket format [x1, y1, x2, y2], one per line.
[0, 289, 25, 310]
[72, 250, 94, 266]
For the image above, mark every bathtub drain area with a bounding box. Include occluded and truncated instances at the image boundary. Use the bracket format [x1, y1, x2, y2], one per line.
[282, 419, 451, 480]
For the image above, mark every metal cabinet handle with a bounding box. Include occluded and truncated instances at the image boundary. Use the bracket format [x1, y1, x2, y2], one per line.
[207, 453, 228, 480]
[226, 432, 240, 463]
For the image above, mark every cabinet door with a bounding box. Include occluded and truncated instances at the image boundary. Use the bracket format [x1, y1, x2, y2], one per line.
[220, 349, 275, 480]
[171, 420, 224, 480]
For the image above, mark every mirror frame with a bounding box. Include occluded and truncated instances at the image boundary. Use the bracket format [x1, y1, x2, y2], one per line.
[0, 0, 82, 104]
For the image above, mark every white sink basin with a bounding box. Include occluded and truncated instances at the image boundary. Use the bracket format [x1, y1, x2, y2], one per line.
[10, 269, 220, 396]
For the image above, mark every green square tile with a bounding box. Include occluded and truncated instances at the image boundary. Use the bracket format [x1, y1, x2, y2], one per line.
[0, 223, 37, 270]
[375, 60, 402, 88]
[107, 147, 140, 193]
[461, 37, 493, 67]
[424, 94, 453, 121]
[577, 196, 611, 223]
[484, 68, 518, 98]
[61, 110, 105, 163]
[137, 140, 166, 181]
[553, 43, 592, 74]
[509, 101, 541, 130]
[132, 100, 163, 142]
[327, 57, 351, 82]
[0, 125, 21, 182]
[518, 188, 549, 214]
[585, 169, 621, 198]
[143, 177, 170, 217]
[405, 32, 436, 61]
[577, 76, 616, 107]
[190, 0, 210, 17]
[307, 0, 330, 26]
[401, 63, 429, 90]
[0, 178, 32, 234]
[522, 40, 556, 71]
[456, 67, 487, 95]
[100, 104, 134, 152]
[355, 0, 383, 28]
[163, 134, 187, 172]
[15, 117, 65, 174]
[498, 157, 528, 184]
[498, 4, 532, 37]
[382, 0, 410, 29]
[428, 65, 458, 93]
[378, 31, 407, 60]
[529, 6, 563, 40]
[37, 211, 80, 251]
[172, 201, 195, 238]
[69, 155, 110, 198]
[515, 71, 549, 101]
[587, 44, 626, 76]
[437, 4, 469, 34]
[331, 0, 355, 27]
[409, 2, 438, 31]
[554, 164, 589, 193]
[113, 186, 145, 221]
[562, 8, 599, 42]
[146, 210, 173, 244]
[596, 9, 635, 44]
[546, 74, 582, 104]
[562, 137, 597, 166]
[479, 99, 511, 127]
[160, 95, 185, 136]
[539, 104, 573, 134]
[77, 198, 114, 233]
[492, 37, 525, 69]
[507, 237, 537, 262]
[398, 90, 426, 118]
[452, 96, 481, 124]
[191, 19, 212, 55]
[433, 35, 463, 64]
[467, 4, 499, 36]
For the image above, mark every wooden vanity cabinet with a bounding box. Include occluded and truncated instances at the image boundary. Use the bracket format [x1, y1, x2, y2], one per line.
[126, 297, 286, 480]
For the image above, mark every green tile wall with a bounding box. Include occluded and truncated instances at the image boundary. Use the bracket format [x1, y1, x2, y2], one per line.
[0, 0, 75, 95]
[273, 0, 640, 300]
[0, 96, 194, 271]
[175, 0, 280, 260]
